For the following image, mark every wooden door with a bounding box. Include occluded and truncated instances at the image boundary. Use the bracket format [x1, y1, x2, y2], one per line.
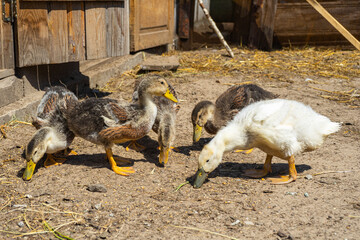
[130, 0, 174, 51]
[0, 1, 15, 70]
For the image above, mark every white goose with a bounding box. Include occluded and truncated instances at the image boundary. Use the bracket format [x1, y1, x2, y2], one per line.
[193, 99, 340, 187]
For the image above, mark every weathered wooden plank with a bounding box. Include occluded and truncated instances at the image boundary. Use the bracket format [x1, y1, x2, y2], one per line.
[0, 0, 15, 69]
[131, 0, 174, 51]
[85, 2, 107, 59]
[139, 0, 168, 30]
[232, 0, 252, 45]
[306, 0, 360, 50]
[248, 0, 278, 51]
[129, 0, 138, 51]
[48, 2, 68, 63]
[67, 2, 86, 61]
[137, 30, 171, 51]
[178, 0, 191, 39]
[22, 0, 124, 1]
[122, 0, 130, 55]
[17, 1, 50, 67]
[274, 1, 360, 46]
[106, 1, 129, 57]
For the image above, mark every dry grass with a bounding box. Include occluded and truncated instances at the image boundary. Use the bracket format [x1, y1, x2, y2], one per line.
[103, 46, 360, 107]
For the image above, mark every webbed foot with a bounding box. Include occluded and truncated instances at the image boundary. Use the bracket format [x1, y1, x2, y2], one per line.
[112, 166, 135, 176]
[125, 141, 146, 152]
[234, 148, 254, 154]
[268, 175, 296, 184]
[44, 154, 67, 168]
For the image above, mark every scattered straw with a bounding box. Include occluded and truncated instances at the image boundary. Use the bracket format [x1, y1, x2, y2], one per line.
[170, 225, 240, 240]
[312, 170, 357, 176]
[43, 220, 75, 240]
[174, 181, 190, 192]
[0, 118, 33, 140]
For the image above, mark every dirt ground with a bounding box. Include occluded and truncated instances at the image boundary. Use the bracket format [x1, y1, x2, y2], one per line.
[0, 47, 359, 240]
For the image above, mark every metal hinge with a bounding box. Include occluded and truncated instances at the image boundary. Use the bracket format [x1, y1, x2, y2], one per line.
[2, 0, 17, 23]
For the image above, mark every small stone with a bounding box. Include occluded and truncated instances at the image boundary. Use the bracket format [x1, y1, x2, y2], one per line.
[305, 78, 313, 82]
[25, 194, 32, 199]
[144, 222, 151, 227]
[94, 203, 102, 210]
[230, 220, 240, 226]
[244, 220, 254, 226]
[277, 230, 293, 239]
[304, 192, 309, 197]
[17, 221, 25, 227]
[305, 175, 313, 180]
[87, 184, 107, 193]
[109, 213, 114, 217]
[285, 192, 297, 196]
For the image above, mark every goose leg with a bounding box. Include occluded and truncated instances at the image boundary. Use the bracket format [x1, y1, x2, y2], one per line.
[44, 148, 78, 168]
[125, 141, 146, 152]
[244, 154, 272, 178]
[44, 154, 67, 168]
[63, 148, 78, 156]
[268, 155, 297, 184]
[234, 148, 254, 154]
[106, 148, 135, 176]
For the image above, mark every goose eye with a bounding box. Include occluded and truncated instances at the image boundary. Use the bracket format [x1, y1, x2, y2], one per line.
[160, 81, 164, 85]
[206, 159, 210, 163]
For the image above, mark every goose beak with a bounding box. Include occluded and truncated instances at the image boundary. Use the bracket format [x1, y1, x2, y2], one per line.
[163, 89, 178, 103]
[193, 124, 202, 143]
[23, 160, 36, 181]
[159, 146, 170, 165]
[193, 167, 208, 188]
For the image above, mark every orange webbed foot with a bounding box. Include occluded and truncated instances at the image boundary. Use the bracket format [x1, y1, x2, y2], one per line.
[112, 166, 135, 176]
[234, 148, 254, 154]
[268, 175, 296, 184]
[125, 141, 146, 152]
[44, 154, 67, 168]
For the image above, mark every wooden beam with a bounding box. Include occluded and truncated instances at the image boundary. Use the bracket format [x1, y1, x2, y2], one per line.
[178, 0, 195, 51]
[306, 0, 360, 50]
[248, 0, 278, 51]
[232, 0, 252, 46]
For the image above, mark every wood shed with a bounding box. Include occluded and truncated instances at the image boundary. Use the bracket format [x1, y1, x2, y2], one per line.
[1, 0, 130, 69]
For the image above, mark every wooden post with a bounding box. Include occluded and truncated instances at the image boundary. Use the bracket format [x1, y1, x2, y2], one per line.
[248, 0, 278, 51]
[306, 0, 360, 50]
[178, 0, 195, 50]
[232, 0, 252, 46]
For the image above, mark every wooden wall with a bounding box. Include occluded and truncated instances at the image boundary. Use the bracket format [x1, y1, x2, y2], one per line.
[274, 0, 360, 46]
[0, 2, 15, 69]
[16, 0, 129, 67]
